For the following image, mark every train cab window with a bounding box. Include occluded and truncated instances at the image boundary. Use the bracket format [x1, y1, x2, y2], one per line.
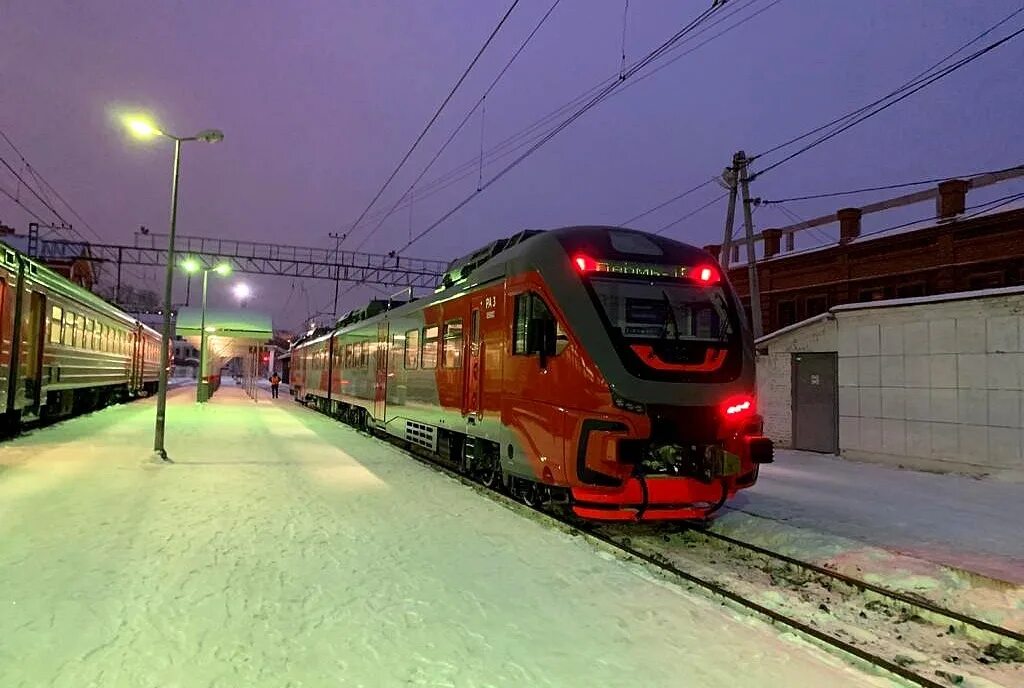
[421, 326, 439, 369]
[50, 306, 62, 344]
[442, 319, 463, 369]
[404, 329, 419, 368]
[513, 292, 567, 356]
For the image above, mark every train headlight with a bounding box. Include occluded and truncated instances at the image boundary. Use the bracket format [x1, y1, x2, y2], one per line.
[610, 389, 646, 414]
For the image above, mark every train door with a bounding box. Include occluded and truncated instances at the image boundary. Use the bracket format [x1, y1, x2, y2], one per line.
[462, 297, 484, 419]
[23, 291, 46, 412]
[130, 328, 141, 392]
[373, 321, 388, 421]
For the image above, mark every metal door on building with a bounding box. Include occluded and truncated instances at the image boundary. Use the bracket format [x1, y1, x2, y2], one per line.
[792, 352, 838, 453]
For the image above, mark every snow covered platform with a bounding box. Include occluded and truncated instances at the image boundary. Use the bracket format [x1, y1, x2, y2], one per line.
[0, 389, 892, 686]
[724, 449, 1024, 584]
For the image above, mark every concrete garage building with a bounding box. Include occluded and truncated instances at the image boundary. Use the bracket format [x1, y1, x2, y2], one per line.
[756, 286, 1024, 480]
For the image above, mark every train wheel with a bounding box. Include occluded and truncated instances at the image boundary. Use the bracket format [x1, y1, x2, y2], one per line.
[478, 458, 502, 490]
[515, 479, 549, 509]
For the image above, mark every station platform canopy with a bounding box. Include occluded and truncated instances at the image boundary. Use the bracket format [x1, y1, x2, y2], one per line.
[175, 308, 273, 340]
[174, 308, 274, 382]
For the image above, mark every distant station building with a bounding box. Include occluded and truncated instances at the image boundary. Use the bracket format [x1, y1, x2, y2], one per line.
[705, 170, 1024, 335]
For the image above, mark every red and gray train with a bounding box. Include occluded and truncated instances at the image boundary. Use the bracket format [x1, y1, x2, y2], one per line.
[290, 226, 773, 521]
[0, 240, 163, 431]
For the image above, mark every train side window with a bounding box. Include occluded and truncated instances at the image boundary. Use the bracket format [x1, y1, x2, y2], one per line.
[84, 318, 94, 349]
[442, 319, 463, 369]
[404, 329, 419, 369]
[62, 313, 75, 346]
[513, 292, 567, 356]
[50, 306, 62, 344]
[421, 326, 439, 369]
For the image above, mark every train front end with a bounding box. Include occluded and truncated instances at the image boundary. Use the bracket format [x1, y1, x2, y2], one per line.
[534, 227, 773, 522]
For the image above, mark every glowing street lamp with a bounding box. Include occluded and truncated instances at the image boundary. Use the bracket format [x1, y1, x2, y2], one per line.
[233, 282, 251, 307]
[181, 258, 232, 403]
[121, 113, 224, 459]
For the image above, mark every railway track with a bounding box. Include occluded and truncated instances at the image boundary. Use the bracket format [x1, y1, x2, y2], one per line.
[303, 404, 1023, 687]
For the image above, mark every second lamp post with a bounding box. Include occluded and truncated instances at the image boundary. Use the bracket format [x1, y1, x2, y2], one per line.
[181, 258, 231, 402]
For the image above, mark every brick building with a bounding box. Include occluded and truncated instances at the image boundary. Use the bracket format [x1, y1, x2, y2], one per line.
[705, 175, 1024, 335]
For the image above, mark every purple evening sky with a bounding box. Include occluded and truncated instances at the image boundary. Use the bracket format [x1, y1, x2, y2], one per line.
[2, 1, 1022, 331]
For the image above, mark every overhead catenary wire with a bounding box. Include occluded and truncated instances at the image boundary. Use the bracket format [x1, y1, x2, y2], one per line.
[0, 154, 67, 225]
[755, 5, 1024, 163]
[621, 178, 718, 225]
[350, 0, 563, 252]
[752, 13, 1024, 178]
[342, 0, 522, 240]
[396, 2, 727, 255]
[0, 128, 106, 243]
[344, 0, 775, 245]
[755, 189, 1024, 264]
[761, 163, 1024, 204]
[0, 184, 50, 224]
[654, 191, 729, 235]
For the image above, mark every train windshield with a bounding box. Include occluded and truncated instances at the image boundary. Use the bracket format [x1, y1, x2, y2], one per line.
[590, 277, 734, 343]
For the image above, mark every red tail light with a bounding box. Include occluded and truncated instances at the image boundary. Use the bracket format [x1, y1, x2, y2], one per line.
[696, 265, 719, 284]
[574, 254, 598, 273]
[723, 395, 754, 418]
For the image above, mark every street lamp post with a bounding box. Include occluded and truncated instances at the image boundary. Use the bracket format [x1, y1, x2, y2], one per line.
[122, 115, 223, 460]
[181, 258, 231, 403]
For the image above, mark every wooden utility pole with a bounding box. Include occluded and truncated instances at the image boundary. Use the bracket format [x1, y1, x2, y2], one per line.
[736, 150, 763, 339]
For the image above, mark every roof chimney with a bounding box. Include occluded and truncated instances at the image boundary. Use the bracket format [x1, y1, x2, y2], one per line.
[762, 229, 782, 258]
[936, 179, 968, 219]
[837, 207, 862, 243]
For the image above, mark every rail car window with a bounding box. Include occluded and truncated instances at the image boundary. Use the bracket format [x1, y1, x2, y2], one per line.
[421, 326, 439, 369]
[442, 319, 463, 369]
[85, 319, 94, 349]
[404, 330, 419, 368]
[50, 306, 62, 344]
[62, 313, 74, 346]
[513, 292, 567, 355]
[590, 278, 733, 343]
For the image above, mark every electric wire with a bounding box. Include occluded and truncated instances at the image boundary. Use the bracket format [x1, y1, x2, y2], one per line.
[396, 2, 726, 255]
[753, 14, 1024, 178]
[343, 0, 774, 242]
[342, 0, 522, 239]
[761, 163, 1024, 204]
[350, 0, 563, 252]
[0, 184, 49, 224]
[755, 5, 1024, 162]
[654, 191, 729, 235]
[621, 178, 718, 225]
